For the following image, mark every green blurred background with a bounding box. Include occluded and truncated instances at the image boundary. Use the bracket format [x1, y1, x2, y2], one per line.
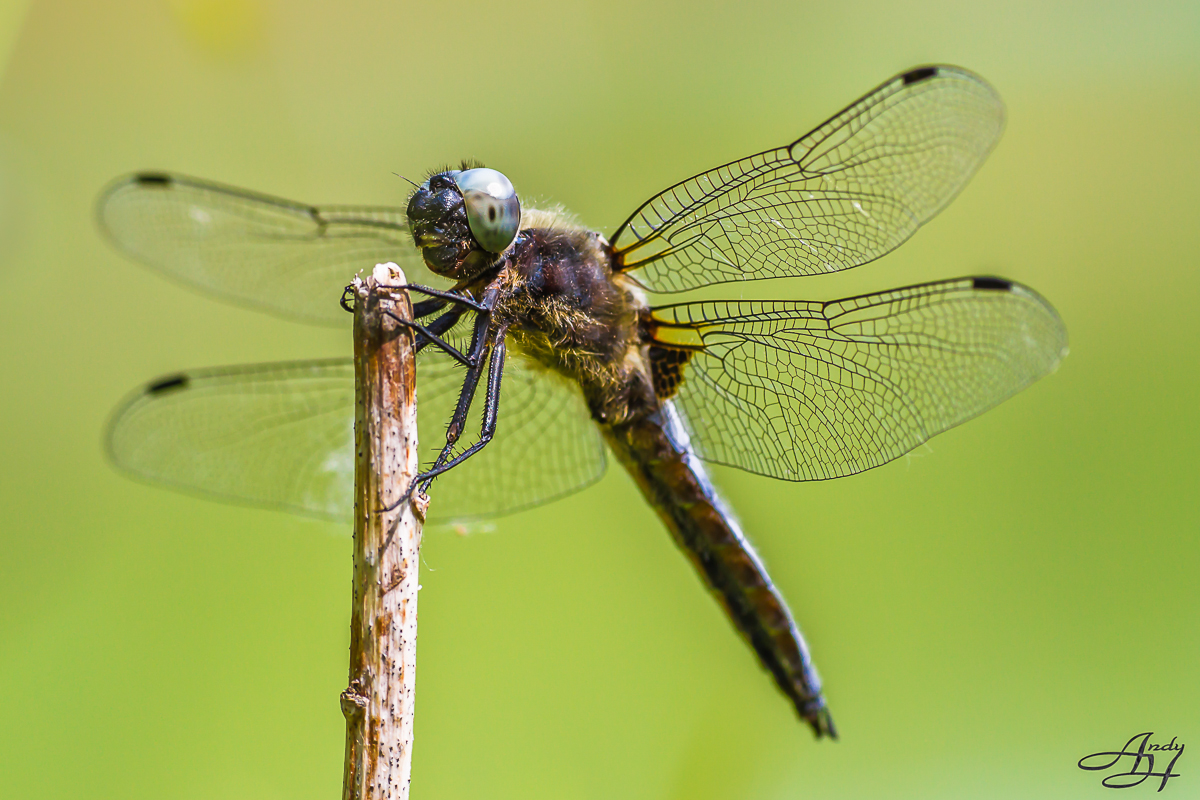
[1, 1, 1197, 798]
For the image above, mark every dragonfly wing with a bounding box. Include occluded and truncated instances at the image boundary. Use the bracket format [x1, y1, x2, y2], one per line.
[647, 278, 1067, 481]
[612, 66, 1004, 292]
[98, 172, 443, 326]
[106, 359, 358, 519]
[106, 352, 606, 523]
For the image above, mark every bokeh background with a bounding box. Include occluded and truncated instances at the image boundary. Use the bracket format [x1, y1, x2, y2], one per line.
[1, 1, 1197, 798]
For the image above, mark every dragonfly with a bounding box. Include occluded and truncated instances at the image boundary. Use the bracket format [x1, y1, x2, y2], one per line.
[99, 65, 1068, 739]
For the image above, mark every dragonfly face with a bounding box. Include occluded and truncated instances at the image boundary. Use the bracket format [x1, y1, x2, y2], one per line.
[98, 65, 1068, 739]
[406, 167, 521, 280]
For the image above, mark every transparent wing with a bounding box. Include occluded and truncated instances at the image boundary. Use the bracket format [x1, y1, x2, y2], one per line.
[105, 350, 606, 523]
[612, 66, 1005, 293]
[98, 173, 443, 326]
[648, 278, 1067, 481]
[105, 359, 358, 519]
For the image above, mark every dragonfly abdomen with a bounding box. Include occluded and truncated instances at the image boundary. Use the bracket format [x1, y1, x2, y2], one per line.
[602, 403, 836, 739]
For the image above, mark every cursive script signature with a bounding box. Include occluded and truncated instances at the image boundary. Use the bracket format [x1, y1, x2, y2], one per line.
[1079, 732, 1184, 791]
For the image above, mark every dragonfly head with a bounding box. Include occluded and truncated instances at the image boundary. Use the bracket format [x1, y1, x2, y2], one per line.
[407, 167, 521, 280]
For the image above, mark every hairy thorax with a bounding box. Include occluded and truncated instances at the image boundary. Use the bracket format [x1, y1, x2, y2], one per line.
[489, 211, 658, 426]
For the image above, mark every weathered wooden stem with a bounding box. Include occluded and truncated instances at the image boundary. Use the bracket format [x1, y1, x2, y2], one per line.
[342, 263, 426, 800]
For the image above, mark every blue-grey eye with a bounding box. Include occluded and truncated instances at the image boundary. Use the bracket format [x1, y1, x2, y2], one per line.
[454, 168, 521, 253]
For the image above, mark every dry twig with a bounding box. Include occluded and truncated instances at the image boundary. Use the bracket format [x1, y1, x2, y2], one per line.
[341, 263, 426, 800]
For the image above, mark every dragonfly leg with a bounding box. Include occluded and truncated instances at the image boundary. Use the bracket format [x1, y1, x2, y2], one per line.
[341, 284, 484, 316]
[417, 336, 506, 490]
[341, 285, 455, 317]
[381, 284, 493, 364]
[379, 313, 494, 516]
[380, 283, 488, 312]
[412, 306, 465, 354]
[383, 307, 472, 365]
[377, 334, 505, 555]
[411, 297, 448, 319]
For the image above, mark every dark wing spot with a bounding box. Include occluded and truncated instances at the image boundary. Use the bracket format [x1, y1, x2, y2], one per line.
[649, 345, 694, 400]
[973, 276, 1013, 291]
[488, 206, 496, 221]
[133, 172, 173, 187]
[902, 66, 940, 85]
[147, 374, 189, 394]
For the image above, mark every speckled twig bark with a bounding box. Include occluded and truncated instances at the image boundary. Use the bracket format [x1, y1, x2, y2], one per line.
[342, 263, 426, 800]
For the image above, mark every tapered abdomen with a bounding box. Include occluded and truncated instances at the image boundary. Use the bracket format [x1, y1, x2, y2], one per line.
[602, 403, 836, 739]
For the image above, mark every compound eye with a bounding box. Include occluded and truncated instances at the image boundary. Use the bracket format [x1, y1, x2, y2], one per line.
[455, 168, 521, 253]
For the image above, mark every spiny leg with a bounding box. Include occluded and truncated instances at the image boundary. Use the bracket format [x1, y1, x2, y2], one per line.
[380, 283, 488, 312]
[417, 336, 506, 491]
[384, 305, 471, 364]
[381, 311, 493, 516]
[392, 284, 494, 362]
[378, 331, 507, 555]
[342, 282, 485, 317]
[412, 297, 449, 319]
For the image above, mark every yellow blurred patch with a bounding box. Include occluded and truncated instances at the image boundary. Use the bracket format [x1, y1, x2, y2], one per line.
[167, 0, 267, 57]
